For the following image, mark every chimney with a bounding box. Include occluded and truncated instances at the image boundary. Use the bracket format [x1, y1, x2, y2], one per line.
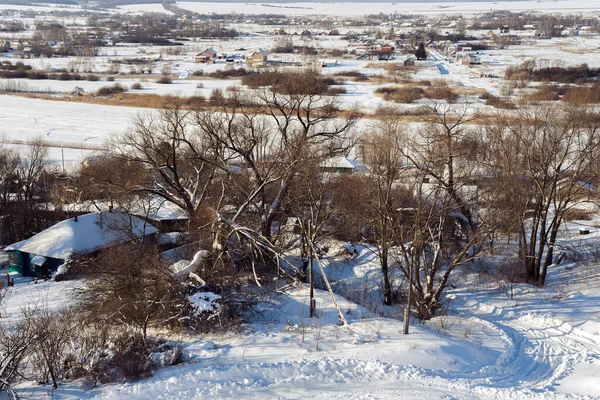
[74, 215, 78, 222]
[98, 211, 103, 229]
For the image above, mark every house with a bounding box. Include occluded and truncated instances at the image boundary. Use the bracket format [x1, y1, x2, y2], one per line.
[195, 48, 217, 63]
[378, 44, 395, 61]
[5, 211, 158, 278]
[269, 27, 286, 35]
[247, 48, 268, 67]
[320, 157, 368, 175]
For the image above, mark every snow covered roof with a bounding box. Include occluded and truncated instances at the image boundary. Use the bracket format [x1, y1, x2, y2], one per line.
[5, 211, 158, 260]
[321, 157, 369, 172]
[257, 48, 268, 57]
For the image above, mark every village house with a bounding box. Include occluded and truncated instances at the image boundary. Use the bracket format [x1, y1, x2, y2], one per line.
[5, 210, 158, 278]
[320, 157, 368, 175]
[378, 44, 395, 60]
[247, 48, 268, 67]
[195, 47, 217, 63]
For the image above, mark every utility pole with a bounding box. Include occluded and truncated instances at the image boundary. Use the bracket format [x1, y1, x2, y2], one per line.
[308, 221, 316, 318]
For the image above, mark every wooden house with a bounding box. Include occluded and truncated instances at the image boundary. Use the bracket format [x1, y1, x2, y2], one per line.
[5, 211, 157, 278]
[247, 48, 268, 67]
[195, 48, 217, 63]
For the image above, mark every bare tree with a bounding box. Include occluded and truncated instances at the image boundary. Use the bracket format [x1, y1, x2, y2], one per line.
[77, 244, 188, 340]
[112, 100, 223, 229]
[16, 137, 48, 203]
[403, 102, 482, 230]
[23, 306, 77, 389]
[359, 112, 410, 305]
[486, 105, 600, 284]
[196, 71, 358, 243]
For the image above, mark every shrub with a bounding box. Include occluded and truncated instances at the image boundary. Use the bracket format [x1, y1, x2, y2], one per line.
[196, 82, 204, 88]
[485, 95, 516, 109]
[186, 95, 205, 107]
[26, 71, 48, 80]
[241, 71, 278, 88]
[106, 76, 115, 82]
[425, 86, 458, 102]
[336, 70, 368, 81]
[156, 76, 172, 84]
[191, 70, 204, 77]
[562, 86, 600, 104]
[208, 68, 247, 79]
[86, 74, 100, 82]
[96, 83, 127, 96]
[56, 72, 72, 81]
[375, 86, 424, 103]
[130, 82, 143, 90]
[527, 84, 560, 102]
[326, 86, 347, 95]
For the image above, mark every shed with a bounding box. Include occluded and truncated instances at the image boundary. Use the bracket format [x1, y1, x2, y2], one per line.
[5, 211, 158, 278]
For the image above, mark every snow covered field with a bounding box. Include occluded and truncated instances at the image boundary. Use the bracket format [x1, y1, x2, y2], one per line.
[171, 0, 600, 16]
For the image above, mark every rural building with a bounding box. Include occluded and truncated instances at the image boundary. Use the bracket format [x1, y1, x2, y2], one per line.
[404, 57, 416, 66]
[5, 211, 158, 278]
[247, 48, 268, 66]
[195, 48, 217, 63]
[320, 157, 368, 175]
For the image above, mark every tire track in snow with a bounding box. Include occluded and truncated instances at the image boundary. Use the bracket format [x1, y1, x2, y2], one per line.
[96, 353, 580, 400]
[457, 302, 600, 394]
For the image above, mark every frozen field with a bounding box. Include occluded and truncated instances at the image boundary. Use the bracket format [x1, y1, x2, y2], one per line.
[171, 0, 600, 16]
[0, 95, 141, 167]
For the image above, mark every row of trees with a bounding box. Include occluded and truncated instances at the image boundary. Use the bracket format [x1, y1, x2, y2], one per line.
[58, 72, 600, 324]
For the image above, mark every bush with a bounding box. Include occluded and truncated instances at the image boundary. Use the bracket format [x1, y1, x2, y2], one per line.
[156, 76, 172, 84]
[485, 95, 516, 109]
[106, 76, 115, 82]
[326, 86, 347, 95]
[130, 82, 143, 90]
[86, 74, 100, 81]
[562, 85, 600, 104]
[26, 71, 49, 80]
[208, 68, 247, 79]
[336, 70, 368, 81]
[241, 71, 279, 88]
[191, 70, 204, 77]
[196, 82, 204, 89]
[425, 86, 458, 102]
[375, 86, 424, 103]
[96, 83, 127, 96]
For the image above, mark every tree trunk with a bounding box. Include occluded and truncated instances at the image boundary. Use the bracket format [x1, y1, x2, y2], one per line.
[540, 221, 560, 285]
[381, 250, 392, 306]
[403, 262, 413, 334]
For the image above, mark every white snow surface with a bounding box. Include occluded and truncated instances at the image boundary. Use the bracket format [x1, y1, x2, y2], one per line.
[4, 211, 157, 260]
[173, 0, 600, 16]
[6, 247, 600, 399]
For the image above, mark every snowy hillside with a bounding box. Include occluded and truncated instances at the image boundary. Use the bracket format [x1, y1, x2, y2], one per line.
[2, 245, 598, 399]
